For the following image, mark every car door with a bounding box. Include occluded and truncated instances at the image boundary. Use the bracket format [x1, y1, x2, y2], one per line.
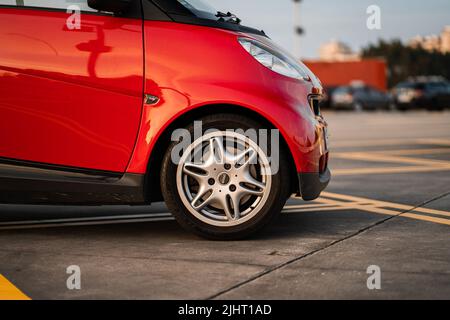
[352, 88, 366, 107]
[0, 0, 143, 172]
[361, 87, 375, 109]
[369, 87, 388, 109]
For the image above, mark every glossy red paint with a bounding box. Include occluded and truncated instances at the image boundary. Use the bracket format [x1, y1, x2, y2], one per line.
[0, 9, 326, 177]
[0, 8, 143, 172]
[126, 21, 326, 174]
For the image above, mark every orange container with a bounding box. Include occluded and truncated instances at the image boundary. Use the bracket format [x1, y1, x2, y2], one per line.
[304, 59, 387, 91]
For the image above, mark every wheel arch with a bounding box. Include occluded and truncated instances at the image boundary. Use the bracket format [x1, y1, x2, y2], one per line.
[145, 103, 299, 203]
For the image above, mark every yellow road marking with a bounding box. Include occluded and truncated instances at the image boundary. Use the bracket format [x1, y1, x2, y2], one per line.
[416, 138, 450, 146]
[293, 140, 450, 224]
[412, 206, 450, 218]
[401, 213, 450, 226]
[322, 192, 450, 217]
[321, 191, 402, 203]
[332, 138, 450, 148]
[0, 274, 30, 300]
[333, 166, 450, 176]
[284, 206, 355, 213]
[331, 143, 450, 176]
[333, 152, 450, 166]
[378, 148, 450, 156]
[357, 206, 403, 216]
[332, 139, 420, 148]
[283, 203, 335, 210]
[289, 192, 450, 227]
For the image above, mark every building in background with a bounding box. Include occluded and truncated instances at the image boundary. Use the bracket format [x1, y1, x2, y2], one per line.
[441, 26, 450, 53]
[318, 40, 360, 62]
[408, 26, 450, 53]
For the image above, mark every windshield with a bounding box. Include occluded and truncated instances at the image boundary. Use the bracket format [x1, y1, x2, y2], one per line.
[177, 0, 218, 20]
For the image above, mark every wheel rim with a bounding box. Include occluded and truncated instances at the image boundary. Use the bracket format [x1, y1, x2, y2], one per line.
[176, 131, 273, 227]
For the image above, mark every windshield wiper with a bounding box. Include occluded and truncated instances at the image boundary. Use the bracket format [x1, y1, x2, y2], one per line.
[216, 11, 241, 24]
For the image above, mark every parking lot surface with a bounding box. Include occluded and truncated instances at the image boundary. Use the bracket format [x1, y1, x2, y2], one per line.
[0, 111, 449, 299]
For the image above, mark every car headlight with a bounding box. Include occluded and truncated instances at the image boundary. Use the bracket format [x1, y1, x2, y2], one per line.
[238, 38, 310, 81]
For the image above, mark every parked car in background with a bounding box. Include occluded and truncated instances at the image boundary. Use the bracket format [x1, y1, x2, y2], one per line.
[392, 76, 450, 111]
[319, 86, 338, 110]
[331, 84, 392, 111]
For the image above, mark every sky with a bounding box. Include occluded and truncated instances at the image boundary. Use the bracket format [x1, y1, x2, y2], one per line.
[207, 0, 450, 59]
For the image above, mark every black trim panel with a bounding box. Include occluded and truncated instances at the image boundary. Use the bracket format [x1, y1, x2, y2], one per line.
[298, 168, 331, 201]
[147, 0, 267, 36]
[0, 158, 147, 205]
[142, 0, 171, 21]
[163, 14, 267, 36]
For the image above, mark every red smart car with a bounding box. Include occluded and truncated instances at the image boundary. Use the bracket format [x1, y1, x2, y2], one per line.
[0, 0, 330, 239]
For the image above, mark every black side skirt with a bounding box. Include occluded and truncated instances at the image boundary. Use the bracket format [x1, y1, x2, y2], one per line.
[0, 158, 146, 205]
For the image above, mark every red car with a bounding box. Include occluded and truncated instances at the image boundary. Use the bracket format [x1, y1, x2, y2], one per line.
[0, 0, 330, 239]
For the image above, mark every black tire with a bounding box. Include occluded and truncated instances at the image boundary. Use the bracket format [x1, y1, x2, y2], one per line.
[396, 104, 409, 112]
[427, 98, 444, 111]
[160, 113, 291, 240]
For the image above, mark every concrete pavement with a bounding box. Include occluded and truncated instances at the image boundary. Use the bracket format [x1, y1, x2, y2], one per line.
[0, 111, 449, 299]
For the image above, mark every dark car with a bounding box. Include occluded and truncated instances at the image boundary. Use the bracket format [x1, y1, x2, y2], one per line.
[319, 86, 339, 110]
[331, 85, 392, 111]
[392, 77, 450, 111]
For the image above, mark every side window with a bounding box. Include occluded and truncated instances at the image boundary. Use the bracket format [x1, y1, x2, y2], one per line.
[335, 87, 349, 94]
[0, 0, 97, 12]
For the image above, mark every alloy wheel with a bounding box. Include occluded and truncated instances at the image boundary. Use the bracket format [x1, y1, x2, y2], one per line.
[176, 131, 272, 227]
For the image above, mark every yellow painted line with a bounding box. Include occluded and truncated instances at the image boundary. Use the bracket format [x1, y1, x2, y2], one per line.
[410, 206, 450, 218]
[284, 206, 355, 213]
[333, 152, 450, 167]
[321, 191, 397, 203]
[333, 166, 450, 176]
[332, 139, 420, 148]
[321, 192, 417, 210]
[283, 203, 337, 210]
[320, 192, 450, 224]
[289, 203, 404, 216]
[378, 148, 450, 156]
[416, 138, 450, 146]
[0, 275, 30, 300]
[321, 192, 450, 218]
[314, 198, 375, 206]
[402, 213, 450, 226]
[332, 138, 450, 148]
[288, 192, 450, 226]
[356, 206, 402, 216]
[331, 144, 450, 176]
[312, 198, 353, 205]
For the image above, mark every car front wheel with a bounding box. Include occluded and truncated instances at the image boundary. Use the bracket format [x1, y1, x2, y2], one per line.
[160, 114, 291, 240]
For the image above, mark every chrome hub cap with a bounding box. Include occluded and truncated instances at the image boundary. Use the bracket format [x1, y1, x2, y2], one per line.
[176, 131, 273, 227]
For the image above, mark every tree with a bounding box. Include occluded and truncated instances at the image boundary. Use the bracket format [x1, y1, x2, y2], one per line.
[362, 39, 450, 88]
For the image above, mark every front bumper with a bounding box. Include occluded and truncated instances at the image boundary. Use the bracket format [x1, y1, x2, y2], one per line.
[296, 109, 330, 200]
[298, 168, 331, 201]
